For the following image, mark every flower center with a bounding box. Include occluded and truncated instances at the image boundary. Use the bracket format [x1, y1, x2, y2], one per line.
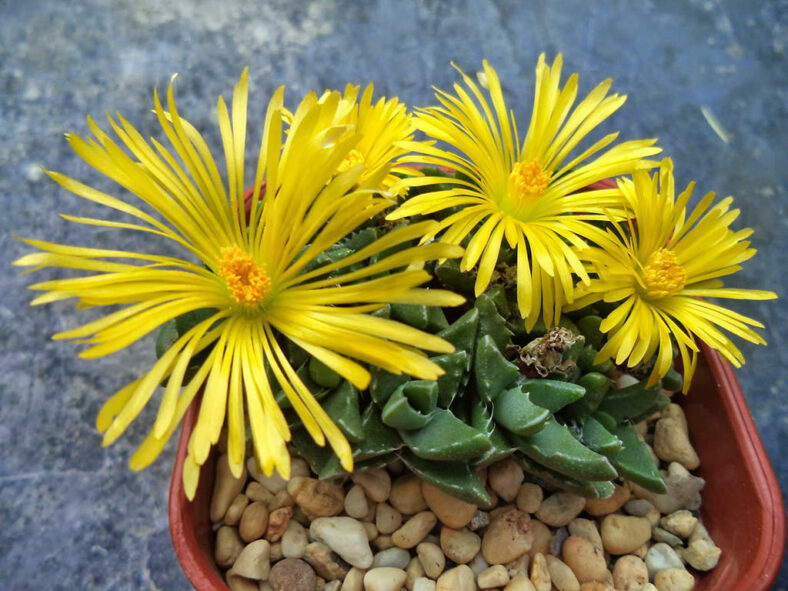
[509, 160, 551, 202]
[219, 246, 271, 305]
[642, 249, 686, 298]
[337, 149, 365, 173]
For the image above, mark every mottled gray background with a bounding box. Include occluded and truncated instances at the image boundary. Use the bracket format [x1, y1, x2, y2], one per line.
[1, 0, 785, 589]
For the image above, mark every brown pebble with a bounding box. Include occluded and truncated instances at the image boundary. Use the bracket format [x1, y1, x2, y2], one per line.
[481, 507, 534, 564]
[351, 468, 392, 503]
[561, 536, 607, 584]
[440, 526, 481, 564]
[535, 492, 586, 527]
[422, 481, 477, 528]
[526, 520, 551, 560]
[389, 474, 428, 514]
[266, 506, 293, 543]
[392, 511, 437, 549]
[215, 525, 244, 568]
[211, 455, 248, 523]
[515, 483, 543, 514]
[287, 477, 344, 518]
[584, 484, 631, 517]
[268, 558, 317, 591]
[239, 501, 269, 542]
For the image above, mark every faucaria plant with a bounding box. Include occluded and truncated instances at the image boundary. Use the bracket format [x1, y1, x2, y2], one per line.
[16, 56, 775, 504]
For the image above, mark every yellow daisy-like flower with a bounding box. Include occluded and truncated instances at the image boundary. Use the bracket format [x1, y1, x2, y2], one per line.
[389, 55, 662, 329]
[572, 158, 777, 392]
[14, 70, 465, 498]
[306, 83, 416, 194]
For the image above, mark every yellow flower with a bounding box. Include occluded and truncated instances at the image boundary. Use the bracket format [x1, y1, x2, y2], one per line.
[305, 83, 416, 194]
[571, 158, 777, 391]
[389, 55, 661, 329]
[14, 70, 465, 498]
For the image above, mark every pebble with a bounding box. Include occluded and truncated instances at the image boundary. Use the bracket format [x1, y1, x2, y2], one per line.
[215, 525, 244, 568]
[364, 522, 379, 541]
[240, 501, 270, 542]
[212, 455, 249, 522]
[416, 542, 445, 579]
[342, 485, 369, 519]
[232, 539, 272, 580]
[653, 568, 695, 591]
[226, 571, 260, 591]
[527, 520, 551, 558]
[535, 492, 586, 527]
[288, 477, 345, 518]
[389, 474, 428, 514]
[469, 552, 490, 577]
[225, 493, 250, 525]
[681, 538, 721, 571]
[266, 507, 293, 542]
[530, 553, 551, 591]
[630, 463, 705, 514]
[482, 507, 534, 564]
[247, 481, 275, 505]
[372, 547, 411, 570]
[436, 564, 475, 591]
[545, 555, 579, 591]
[623, 499, 653, 517]
[644, 543, 685, 579]
[504, 553, 529, 578]
[478, 564, 511, 588]
[659, 510, 697, 539]
[469, 510, 491, 531]
[413, 577, 436, 591]
[516, 483, 543, 514]
[363, 567, 407, 591]
[376, 503, 403, 534]
[374, 535, 394, 551]
[505, 575, 537, 590]
[583, 484, 630, 517]
[488, 459, 525, 502]
[567, 518, 603, 551]
[421, 481, 477, 528]
[282, 520, 309, 559]
[652, 528, 683, 547]
[268, 558, 317, 591]
[600, 514, 652, 555]
[612, 555, 648, 591]
[661, 404, 688, 433]
[405, 556, 426, 589]
[561, 535, 607, 583]
[392, 511, 437, 549]
[304, 542, 351, 580]
[653, 418, 700, 470]
[352, 468, 392, 504]
[270, 489, 296, 511]
[311, 517, 374, 569]
[439, 526, 481, 564]
[341, 567, 365, 591]
[549, 526, 569, 556]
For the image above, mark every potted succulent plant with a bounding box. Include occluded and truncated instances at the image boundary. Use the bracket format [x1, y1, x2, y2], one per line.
[16, 55, 784, 591]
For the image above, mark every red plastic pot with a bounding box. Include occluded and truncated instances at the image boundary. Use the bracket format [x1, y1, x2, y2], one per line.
[168, 341, 785, 591]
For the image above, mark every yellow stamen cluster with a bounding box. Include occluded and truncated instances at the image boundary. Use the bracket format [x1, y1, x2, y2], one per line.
[337, 149, 365, 173]
[642, 249, 686, 298]
[510, 160, 551, 202]
[219, 246, 271, 305]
